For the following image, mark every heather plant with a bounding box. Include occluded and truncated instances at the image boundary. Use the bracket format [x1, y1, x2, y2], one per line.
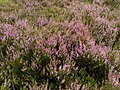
[76, 2, 119, 48]
[73, 52, 109, 89]
[38, 21, 111, 89]
[0, 0, 120, 90]
[0, 25, 51, 89]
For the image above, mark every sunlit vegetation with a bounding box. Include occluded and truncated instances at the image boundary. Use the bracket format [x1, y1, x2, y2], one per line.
[0, 0, 120, 90]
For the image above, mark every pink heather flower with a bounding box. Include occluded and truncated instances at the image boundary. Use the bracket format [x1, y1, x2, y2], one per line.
[4, 24, 13, 31]
[62, 79, 65, 83]
[33, 1, 39, 6]
[16, 19, 28, 29]
[0, 24, 18, 41]
[95, 0, 102, 3]
[37, 17, 49, 28]
[88, 39, 95, 46]
[104, 58, 109, 64]
[23, 0, 31, 8]
[62, 47, 68, 56]
[63, 64, 70, 71]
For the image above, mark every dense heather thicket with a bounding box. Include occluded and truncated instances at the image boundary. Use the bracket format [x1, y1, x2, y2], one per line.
[0, 0, 120, 90]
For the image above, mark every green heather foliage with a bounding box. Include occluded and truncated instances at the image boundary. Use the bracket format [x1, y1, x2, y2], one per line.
[84, 0, 93, 4]
[0, 0, 120, 90]
[104, 0, 120, 9]
[0, 0, 8, 3]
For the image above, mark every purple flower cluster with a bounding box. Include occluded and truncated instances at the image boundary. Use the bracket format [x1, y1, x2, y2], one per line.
[39, 21, 111, 65]
[0, 24, 18, 41]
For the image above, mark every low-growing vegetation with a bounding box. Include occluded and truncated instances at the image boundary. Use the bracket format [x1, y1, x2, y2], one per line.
[0, 0, 120, 90]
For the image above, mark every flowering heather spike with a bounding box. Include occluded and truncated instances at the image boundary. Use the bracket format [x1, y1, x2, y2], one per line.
[16, 19, 28, 29]
[37, 17, 49, 28]
[0, 24, 18, 41]
[23, 0, 31, 7]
